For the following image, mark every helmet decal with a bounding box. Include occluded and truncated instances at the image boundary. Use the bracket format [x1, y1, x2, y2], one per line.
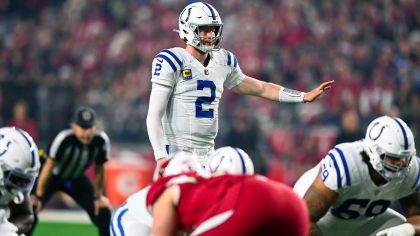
[180, 7, 192, 25]
[0, 142, 11, 156]
[15, 127, 36, 168]
[368, 122, 386, 141]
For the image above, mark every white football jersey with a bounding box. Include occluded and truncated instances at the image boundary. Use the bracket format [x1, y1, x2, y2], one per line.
[319, 140, 420, 221]
[151, 47, 246, 151]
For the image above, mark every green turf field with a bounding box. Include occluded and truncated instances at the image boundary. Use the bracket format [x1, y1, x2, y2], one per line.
[33, 222, 98, 236]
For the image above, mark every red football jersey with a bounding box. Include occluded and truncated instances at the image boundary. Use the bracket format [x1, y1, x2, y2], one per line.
[147, 173, 308, 236]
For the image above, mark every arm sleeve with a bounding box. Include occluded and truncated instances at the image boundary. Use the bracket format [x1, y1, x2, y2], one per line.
[146, 83, 173, 160]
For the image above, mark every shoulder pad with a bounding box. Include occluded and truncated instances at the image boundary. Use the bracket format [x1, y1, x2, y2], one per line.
[321, 146, 354, 192]
[153, 48, 183, 72]
[224, 50, 238, 68]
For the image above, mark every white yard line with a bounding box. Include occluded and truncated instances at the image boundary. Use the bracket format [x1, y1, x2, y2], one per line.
[38, 210, 92, 224]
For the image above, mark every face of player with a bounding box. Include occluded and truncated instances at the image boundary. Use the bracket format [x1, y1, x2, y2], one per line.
[199, 26, 216, 46]
[384, 155, 407, 170]
[72, 123, 96, 144]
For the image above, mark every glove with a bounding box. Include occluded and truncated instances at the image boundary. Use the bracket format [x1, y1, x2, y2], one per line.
[376, 223, 415, 236]
[0, 209, 19, 236]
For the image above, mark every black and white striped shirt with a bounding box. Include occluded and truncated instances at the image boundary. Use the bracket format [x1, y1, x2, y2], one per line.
[47, 129, 110, 180]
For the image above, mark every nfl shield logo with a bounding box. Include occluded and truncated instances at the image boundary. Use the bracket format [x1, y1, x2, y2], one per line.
[204, 69, 209, 75]
[374, 190, 380, 196]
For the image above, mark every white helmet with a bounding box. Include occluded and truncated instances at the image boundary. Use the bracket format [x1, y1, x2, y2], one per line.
[153, 151, 200, 181]
[0, 127, 40, 204]
[364, 116, 416, 184]
[207, 147, 254, 175]
[176, 2, 223, 53]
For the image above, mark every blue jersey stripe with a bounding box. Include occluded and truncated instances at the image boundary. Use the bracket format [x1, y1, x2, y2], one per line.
[391, 117, 408, 150]
[233, 55, 237, 68]
[117, 208, 128, 236]
[413, 157, 420, 189]
[202, 2, 216, 20]
[111, 202, 127, 236]
[328, 153, 342, 189]
[161, 50, 182, 68]
[334, 148, 351, 187]
[14, 128, 35, 168]
[155, 54, 177, 72]
[233, 147, 246, 173]
[226, 50, 232, 66]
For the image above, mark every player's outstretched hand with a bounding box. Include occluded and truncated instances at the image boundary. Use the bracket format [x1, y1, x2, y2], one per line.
[94, 195, 113, 216]
[303, 80, 334, 103]
[376, 223, 415, 236]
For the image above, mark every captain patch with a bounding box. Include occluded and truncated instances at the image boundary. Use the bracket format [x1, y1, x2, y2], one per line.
[182, 69, 192, 80]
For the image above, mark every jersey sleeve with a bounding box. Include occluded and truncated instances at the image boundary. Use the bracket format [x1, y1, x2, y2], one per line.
[223, 50, 246, 89]
[96, 131, 110, 165]
[48, 130, 72, 162]
[151, 49, 183, 87]
[320, 147, 352, 192]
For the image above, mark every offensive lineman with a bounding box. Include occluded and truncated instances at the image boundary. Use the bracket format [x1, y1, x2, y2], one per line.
[146, 2, 334, 167]
[293, 116, 420, 236]
[0, 127, 40, 236]
[109, 147, 254, 236]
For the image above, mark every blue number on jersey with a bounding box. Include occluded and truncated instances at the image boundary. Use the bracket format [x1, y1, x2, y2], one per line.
[331, 198, 391, 219]
[196, 80, 216, 118]
[154, 63, 162, 76]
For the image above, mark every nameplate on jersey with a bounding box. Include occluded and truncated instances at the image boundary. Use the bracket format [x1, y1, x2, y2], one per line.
[182, 69, 192, 80]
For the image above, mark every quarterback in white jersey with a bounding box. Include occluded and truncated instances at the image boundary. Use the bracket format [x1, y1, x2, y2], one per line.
[146, 2, 334, 166]
[294, 116, 420, 236]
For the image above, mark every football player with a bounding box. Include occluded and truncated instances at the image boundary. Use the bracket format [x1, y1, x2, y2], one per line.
[109, 147, 255, 236]
[148, 161, 308, 236]
[293, 116, 420, 236]
[0, 127, 40, 236]
[147, 2, 334, 167]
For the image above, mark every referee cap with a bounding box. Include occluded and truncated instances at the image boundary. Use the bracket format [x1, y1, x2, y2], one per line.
[73, 107, 96, 128]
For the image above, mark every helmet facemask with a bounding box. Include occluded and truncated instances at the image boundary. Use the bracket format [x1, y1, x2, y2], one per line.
[187, 23, 223, 53]
[371, 145, 413, 184]
[0, 163, 36, 204]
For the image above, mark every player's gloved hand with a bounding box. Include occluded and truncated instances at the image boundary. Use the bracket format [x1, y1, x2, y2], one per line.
[0, 209, 19, 236]
[376, 223, 415, 236]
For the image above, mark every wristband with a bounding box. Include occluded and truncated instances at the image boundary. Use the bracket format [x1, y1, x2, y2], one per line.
[34, 193, 43, 201]
[279, 87, 306, 103]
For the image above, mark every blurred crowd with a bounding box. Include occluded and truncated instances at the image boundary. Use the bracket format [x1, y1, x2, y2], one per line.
[0, 0, 420, 185]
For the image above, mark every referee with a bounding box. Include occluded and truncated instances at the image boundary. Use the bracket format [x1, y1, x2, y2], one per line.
[27, 107, 112, 236]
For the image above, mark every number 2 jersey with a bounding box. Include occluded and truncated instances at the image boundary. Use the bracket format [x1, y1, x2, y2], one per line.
[150, 48, 246, 151]
[295, 140, 420, 221]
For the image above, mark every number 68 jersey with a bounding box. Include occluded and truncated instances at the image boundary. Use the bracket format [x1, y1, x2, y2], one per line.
[150, 47, 245, 151]
[320, 140, 420, 220]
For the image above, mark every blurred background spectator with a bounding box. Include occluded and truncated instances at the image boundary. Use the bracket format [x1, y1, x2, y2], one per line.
[0, 0, 419, 188]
